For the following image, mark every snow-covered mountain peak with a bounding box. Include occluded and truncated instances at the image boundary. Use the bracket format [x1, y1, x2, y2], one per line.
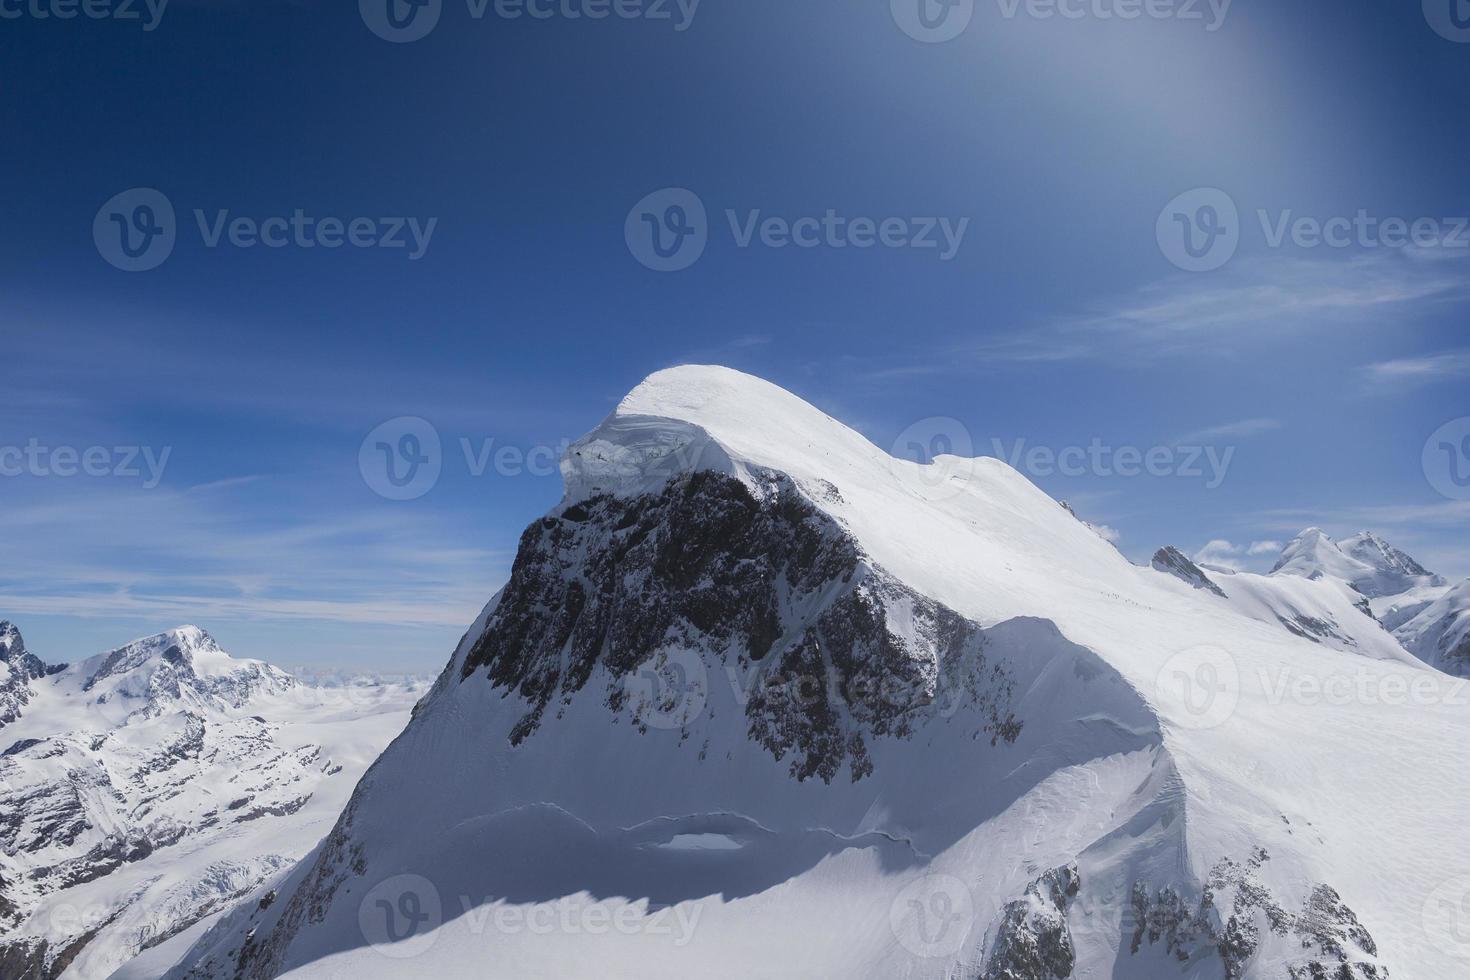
[0, 620, 423, 979]
[169, 367, 1468, 980]
[1269, 526, 1442, 598]
[564, 364, 1026, 510]
[0, 620, 24, 662]
[1338, 530, 1443, 589]
[0, 621, 62, 728]
[72, 625, 294, 721]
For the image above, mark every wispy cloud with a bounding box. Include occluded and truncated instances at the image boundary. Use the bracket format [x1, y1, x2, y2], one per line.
[1361, 348, 1470, 387]
[1193, 538, 1287, 571]
[1173, 418, 1281, 445]
[980, 250, 1470, 364]
[0, 478, 507, 634]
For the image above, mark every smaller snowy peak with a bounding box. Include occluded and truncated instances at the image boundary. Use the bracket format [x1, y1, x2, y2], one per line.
[1269, 528, 1356, 580]
[77, 626, 293, 716]
[1338, 531, 1444, 590]
[1393, 579, 1470, 677]
[1269, 528, 1440, 598]
[1150, 546, 1227, 598]
[0, 621, 62, 728]
[0, 619, 24, 661]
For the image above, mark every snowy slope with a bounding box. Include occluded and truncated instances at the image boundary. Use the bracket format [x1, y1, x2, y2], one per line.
[0, 625, 425, 980]
[168, 366, 1470, 980]
[1264, 528, 1470, 677]
[1393, 581, 1470, 677]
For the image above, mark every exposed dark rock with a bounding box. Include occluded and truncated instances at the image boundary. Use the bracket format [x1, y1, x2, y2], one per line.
[1131, 849, 1387, 979]
[1151, 547, 1227, 598]
[982, 865, 1080, 979]
[461, 472, 1021, 782]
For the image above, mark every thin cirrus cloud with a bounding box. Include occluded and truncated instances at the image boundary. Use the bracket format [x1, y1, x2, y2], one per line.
[969, 249, 1470, 365]
[1172, 418, 1282, 445]
[0, 477, 506, 633]
[1361, 348, 1470, 387]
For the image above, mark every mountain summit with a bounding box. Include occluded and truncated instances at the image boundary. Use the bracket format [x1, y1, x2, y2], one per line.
[169, 367, 1465, 980]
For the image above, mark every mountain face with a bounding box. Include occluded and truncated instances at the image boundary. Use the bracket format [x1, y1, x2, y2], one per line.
[0, 621, 66, 729]
[168, 367, 1469, 980]
[1392, 580, 1470, 677]
[0, 626, 424, 980]
[1270, 528, 1445, 599]
[1265, 528, 1469, 677]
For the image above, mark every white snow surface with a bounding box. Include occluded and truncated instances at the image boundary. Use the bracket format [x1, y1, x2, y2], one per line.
[169, 366, 1470, 980]
[0, 626, 425, 980]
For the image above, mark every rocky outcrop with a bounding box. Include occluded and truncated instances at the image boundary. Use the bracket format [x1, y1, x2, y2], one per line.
[463, 470, 1021, 783]
[0, 621, 64, 729]
[1151, 547, 1227, 598]
[1130, 849, 1386, 979]
[982, 865, 1080, 979]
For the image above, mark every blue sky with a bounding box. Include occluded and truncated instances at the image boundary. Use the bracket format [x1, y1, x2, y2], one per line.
[2, 0, 1467, 670]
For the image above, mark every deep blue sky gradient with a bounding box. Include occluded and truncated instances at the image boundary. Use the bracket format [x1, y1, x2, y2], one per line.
[2, 0, 1467, 668]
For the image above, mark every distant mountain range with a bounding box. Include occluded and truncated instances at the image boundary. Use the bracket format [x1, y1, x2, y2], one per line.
[0, 624, 426, 980]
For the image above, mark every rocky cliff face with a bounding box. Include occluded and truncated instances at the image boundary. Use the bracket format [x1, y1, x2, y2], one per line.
[462, 470, 1021, 782]
[0, 621, 65, 729]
